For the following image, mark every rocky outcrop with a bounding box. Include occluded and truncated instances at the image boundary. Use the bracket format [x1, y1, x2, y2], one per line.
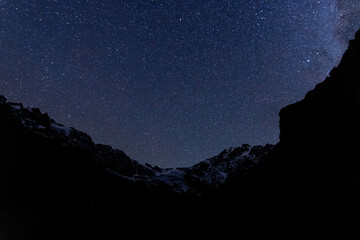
[265, 29, 360, 234]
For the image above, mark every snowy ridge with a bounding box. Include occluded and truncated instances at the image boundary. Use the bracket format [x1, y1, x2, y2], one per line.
[109, 144, 273, 194]
[3, 98, 93, 149]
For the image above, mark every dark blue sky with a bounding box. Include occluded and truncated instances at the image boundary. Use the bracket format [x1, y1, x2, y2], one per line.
[1, 0, 360, 167]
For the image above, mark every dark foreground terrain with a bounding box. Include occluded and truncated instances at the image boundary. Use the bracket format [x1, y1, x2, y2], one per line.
[2, 29, 360, 239]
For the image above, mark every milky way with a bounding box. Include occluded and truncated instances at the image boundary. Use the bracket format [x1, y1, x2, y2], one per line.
[0, 0, 359, 167]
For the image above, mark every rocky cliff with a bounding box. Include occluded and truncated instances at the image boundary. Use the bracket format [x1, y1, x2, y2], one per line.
[265, 29, 360, 235]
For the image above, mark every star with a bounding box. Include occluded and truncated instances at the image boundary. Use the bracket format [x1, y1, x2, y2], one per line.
[0, 0, 359, 167]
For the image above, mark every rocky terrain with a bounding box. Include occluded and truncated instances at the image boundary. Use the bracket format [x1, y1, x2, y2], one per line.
[262, 29, 360, 235]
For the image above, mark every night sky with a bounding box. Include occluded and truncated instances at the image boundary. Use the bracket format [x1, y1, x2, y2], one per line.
[1, 1, 360, 167]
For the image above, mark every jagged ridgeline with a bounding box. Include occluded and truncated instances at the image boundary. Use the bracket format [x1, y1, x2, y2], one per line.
[0, 95, 272, 238]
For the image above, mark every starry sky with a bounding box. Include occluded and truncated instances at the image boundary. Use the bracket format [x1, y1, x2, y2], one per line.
[1, 0, 360, 167]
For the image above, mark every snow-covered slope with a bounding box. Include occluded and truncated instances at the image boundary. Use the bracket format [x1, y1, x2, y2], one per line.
[2, 96, 93, 149]
[109, 144, 273, 194]
[183, 144, 273, 188]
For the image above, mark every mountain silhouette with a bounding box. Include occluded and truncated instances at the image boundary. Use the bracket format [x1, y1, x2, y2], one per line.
[0, 95, 272, 238]
[262, 28, 360, 236]
[1, 28, 360, 238]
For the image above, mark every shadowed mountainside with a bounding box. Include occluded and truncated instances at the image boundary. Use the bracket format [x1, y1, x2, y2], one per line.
[261, 29, 360, 236]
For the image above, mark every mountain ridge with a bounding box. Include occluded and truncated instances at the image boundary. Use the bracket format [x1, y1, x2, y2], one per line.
[0, 95, 272, 196]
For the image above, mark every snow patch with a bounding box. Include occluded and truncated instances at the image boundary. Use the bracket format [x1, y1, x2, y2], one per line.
[11, 104, 22, 110]
[50, 123, 72, 135]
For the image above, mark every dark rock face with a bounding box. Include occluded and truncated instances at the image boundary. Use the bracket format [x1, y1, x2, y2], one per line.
[0, 97, 98, 239]
[266, 29, 360, 234]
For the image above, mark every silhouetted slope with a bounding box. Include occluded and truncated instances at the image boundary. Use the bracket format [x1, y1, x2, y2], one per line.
[265, 29, 360, 235]
[0, 96, 98, 239]
[0, 97, 176, 238]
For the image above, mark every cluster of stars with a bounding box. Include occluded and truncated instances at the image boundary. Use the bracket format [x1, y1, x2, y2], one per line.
[0, 0, 360, 167]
